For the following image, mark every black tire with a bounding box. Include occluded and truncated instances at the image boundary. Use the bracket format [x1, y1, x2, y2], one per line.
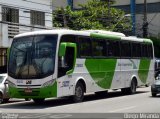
[152, 93, 157, 97]
[72, 82, 84, 103]
[121, 79, 137, 95]
[33, 98, 45, 104]
[129, 79, 137, 94]
[0, 93, 3, 104]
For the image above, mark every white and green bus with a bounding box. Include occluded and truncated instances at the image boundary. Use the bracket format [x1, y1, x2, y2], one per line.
[8, 29, 154, 103]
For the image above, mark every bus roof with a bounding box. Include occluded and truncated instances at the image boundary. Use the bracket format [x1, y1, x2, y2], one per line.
[121, 36, 152, 43]
[14, 29, 90, 38]
[85, 30, 126, 37]
[14, 29, 152, 44]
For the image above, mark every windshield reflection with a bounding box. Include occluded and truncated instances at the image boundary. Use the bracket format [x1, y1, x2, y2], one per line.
[8, 35, 58, 79]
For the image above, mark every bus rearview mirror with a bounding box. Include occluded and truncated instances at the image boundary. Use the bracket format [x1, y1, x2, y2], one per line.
[59, 43, 67, 57]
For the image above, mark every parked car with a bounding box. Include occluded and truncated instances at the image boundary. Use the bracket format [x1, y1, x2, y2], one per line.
[0, 74, 10, 103]
[155, 59, 160, 78]
[151, 73, 160, 97]
[151, 59, 160, 97]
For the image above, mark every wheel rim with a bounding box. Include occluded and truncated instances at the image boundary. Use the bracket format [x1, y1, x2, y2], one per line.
[75, 86, 83, 98]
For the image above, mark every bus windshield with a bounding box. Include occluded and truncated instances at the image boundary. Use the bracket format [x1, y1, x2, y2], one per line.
[8, 35, 58, 79]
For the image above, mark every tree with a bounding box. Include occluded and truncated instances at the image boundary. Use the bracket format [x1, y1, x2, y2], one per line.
[53, 0, 131, 33]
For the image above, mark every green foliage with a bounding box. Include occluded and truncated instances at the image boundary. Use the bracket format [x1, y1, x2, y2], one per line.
[150, 37, 160, 58]
[53, 0, 131, 33]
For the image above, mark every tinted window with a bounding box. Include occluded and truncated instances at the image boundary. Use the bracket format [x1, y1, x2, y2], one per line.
[79, 37, 92, 57]
[8, 35, 58, 79]
[107, 40, 120, 57]
[60, 35, 76, 43]
[148, 44, 153, 58]
[132, 42, 141, 58]
[60, 35, 79, 57]
[92, 39, 106, 57]
[141, 44, 148, 58]
[121, 41, 131, 58]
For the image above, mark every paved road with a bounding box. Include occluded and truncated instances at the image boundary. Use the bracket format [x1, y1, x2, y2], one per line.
[0, 87, 159, 115]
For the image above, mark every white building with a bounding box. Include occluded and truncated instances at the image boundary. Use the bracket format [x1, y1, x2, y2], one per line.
[0, 0, 53, 72]
[0, 0, 53, 48]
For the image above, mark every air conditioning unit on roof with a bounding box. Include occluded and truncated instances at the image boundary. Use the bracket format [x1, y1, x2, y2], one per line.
[84, 30, 126, 37]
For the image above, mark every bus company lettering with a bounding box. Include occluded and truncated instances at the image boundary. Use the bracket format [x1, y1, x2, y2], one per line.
[118, 63, 132, 67]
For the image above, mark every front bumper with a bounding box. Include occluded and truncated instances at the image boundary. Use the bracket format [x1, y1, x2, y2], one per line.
[8, 82, 57, 99]
[151, 84, 160, 93]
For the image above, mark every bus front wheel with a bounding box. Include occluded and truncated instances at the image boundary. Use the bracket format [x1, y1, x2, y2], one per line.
[72, 82, 84, 103]
[0, 93, 3, 104]
[33, 98, 45, 104]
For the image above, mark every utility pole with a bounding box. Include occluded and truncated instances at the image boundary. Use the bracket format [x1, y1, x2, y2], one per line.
[61, 7, 67, 28]
[143, 0, 148, 38]
[130, 0, 136, 36]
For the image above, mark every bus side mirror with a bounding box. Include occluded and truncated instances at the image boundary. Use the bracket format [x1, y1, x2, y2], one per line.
[4, 80, 8, 85]
[58, 43, 77, 69]
[59, 43, 67, 68]
[59, 43, 67, 57]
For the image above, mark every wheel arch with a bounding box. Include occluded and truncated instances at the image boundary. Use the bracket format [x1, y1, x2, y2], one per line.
[131, 75, 138, 87]
[75, 77, 86, 93]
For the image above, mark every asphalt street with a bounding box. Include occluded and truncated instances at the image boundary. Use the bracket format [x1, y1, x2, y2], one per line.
[0, 87, 160, 118]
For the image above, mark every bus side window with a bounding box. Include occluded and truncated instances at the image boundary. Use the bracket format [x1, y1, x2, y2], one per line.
[92, 39, 106, 57]
[65, 47, 75, 70]
[121, 41, 131, 58]
[58, 35, 77, 77]
[132, 42, 141, 58]
[107, 40, 120, 58]
[79, 37, 92, 58]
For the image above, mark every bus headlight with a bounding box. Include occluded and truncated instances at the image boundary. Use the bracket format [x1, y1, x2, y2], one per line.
[42, 79, 56, 88]
[8, 81, 16, 87]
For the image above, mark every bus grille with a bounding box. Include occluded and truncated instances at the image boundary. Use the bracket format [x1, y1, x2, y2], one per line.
[18, 91, 40, 96]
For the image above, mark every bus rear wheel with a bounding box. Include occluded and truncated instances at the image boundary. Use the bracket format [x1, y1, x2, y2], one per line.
[152, 93, 157, 97]
[121, 79, 137, 94]
[33, 98, 45, 104]
[72, 82, 84, 103]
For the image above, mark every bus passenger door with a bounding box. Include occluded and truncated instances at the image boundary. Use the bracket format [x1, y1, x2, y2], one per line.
[58, 43, 77, 96]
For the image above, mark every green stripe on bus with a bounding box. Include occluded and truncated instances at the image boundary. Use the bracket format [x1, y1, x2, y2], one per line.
[90, 33, 121, 40]
[9, 82, 57, 98]
[85, 59, 117, 89]
[138, 59, 151, 83]
[143, 38, 152, 44]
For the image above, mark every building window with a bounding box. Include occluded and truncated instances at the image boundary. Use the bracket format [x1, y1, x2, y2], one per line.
[2, 6, 19, 23]
[31, 10, 45, 26]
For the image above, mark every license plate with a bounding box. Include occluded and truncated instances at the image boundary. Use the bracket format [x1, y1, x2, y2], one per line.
[24, 88, 32, 93]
